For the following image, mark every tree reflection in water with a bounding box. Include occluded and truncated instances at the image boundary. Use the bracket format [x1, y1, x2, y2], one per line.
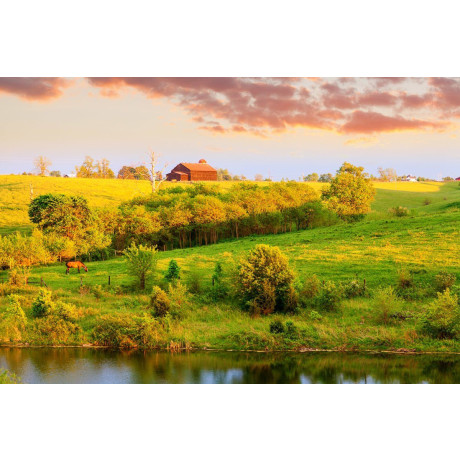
[1, 348, 459, 384]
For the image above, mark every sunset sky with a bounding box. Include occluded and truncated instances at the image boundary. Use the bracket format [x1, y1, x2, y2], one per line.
[1, 77, 459, 179]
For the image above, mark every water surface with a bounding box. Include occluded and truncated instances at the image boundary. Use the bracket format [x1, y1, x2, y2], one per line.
[1, 348, 459, 384]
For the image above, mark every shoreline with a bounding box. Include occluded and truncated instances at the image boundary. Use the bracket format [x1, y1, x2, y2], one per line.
[2, 343, 460, 356]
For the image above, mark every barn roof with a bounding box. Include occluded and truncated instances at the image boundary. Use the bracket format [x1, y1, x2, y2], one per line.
[179, 162, 216, 172]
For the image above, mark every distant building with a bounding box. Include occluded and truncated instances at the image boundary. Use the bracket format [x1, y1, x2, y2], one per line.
[401, 175, 417, 182]
[456, 177, 460, 181]
[166, 159, 217, 181]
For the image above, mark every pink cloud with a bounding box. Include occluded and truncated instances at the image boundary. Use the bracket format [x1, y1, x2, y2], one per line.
[0, 77, 71, 101]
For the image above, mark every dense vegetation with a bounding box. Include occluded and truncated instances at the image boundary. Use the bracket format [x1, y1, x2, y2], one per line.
[0, 172, 459, 353]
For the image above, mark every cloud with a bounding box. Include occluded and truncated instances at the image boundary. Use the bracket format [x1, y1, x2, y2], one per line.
[2, 77, 460, 137]
[0, 77, 71, 101]
[341, 110, 448, 134]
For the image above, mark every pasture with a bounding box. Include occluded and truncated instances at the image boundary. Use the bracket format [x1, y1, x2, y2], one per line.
[0, 175, 459, 352]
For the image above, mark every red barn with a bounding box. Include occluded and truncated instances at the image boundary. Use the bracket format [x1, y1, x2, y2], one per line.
[166, 159, 217, 181]
[456, 177, 460, 181]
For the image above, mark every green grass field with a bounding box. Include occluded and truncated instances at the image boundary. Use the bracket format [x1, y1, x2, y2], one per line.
[0, 176, 459, 352]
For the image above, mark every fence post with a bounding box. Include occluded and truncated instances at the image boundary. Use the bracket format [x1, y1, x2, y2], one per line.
[108, 275, 111, 286]
[80, 276, 83, 287]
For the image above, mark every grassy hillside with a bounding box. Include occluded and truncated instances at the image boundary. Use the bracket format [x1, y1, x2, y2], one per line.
[0, 174, 456, 233]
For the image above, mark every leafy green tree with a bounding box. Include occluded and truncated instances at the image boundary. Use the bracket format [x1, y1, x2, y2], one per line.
[165, 259, 181, 283]
[50, 170, 61, 177]
[123, 243, 159, 290]
[32, 288, 55, 318]
[304, 173, 319, 182]
[237, 244, 295, 314]
[150, 286, 170, 317]
[322, 162, 375, 221]
[318, 173, 333, 183]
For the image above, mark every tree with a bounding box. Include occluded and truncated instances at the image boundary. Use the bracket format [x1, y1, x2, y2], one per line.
[236, 244, 295, 315]
[318, 173, 333, 183]
[378, 167, 397, 182]
[96, 158, 114, 178]
[75, 156, 96, 178]
[217, 168, 232, 181]
[165, 259, 181, 283]
[147, 151, 167, 193]
[304, 173, 319, 182]
[34, 156, 51, 176]
[123, 243, 159, 290]
[322, 162, 375, 221]
[254, 174, 263, 181]
[443, 176, 454, 182]
[118, 165, 151, 181]
[49, 171, 61, 177]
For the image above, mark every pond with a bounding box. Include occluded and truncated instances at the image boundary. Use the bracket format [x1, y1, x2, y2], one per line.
[1, 347, 460, 384]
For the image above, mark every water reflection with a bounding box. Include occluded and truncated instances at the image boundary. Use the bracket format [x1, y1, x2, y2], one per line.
[1, 348, 459, 384]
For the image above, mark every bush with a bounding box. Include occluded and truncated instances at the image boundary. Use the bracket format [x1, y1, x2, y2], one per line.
[32, 315, 80, 345]
[186, 270, 202, 294]
[299, 275, 320, 306]
[209, 262, 228, 301]
[344, 278, 367, 298]
[164, 260, 181, 283]
[150, 286, 171, 317]
[237, 244, 295, 314]
[55, 301, 79, 322]
[309, 310, 322, 321]
[390, 206, 409, 217]
[434, 271, 456, 292]
[0, 295, 27, 342]
[123, 243, 159, 290]
[374, 286, 398, 325]
[92, 284, 104, 300]
[92, 314, 138, 348]
[269, 319, 285, 334]
[397, 268, 413, 289]
[316, 281, 342, 311]
[419, 289, 460, 339]
[285, 320, 298, 337]
[0, 369, 21, 384]
[32, 288, 55, 318]
[167, 282, 188, 318]
[423, 198, 432, 206]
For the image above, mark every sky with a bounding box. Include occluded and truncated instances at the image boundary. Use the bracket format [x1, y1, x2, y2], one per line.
[0, 77, 459, 180]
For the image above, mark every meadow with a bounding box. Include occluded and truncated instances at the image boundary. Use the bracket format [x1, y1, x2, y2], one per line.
[0, 175, 459, 352]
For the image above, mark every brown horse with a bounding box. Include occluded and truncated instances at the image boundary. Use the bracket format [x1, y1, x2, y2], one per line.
[66, 261, 88, 274]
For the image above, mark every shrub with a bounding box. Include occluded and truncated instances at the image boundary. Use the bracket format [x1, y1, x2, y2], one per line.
[55, 301, 79, 322]
[209, 262, 229, 301]
[92, 284, 104, 300]
[92, 314, 138, 347]
[0, 369, 21, 384]
[150, 286, 171, 317]
[164, 259, 181, 283]
[237, 244, 295, 314]
[167, 282, 188, 318]
[389, 206, 409, 217]
[309, 310, 322, 321]
[0, 295, 27, 342]
[123, 243, 159, 290]
[374, 286, 398, 325]
[316, 281, 342, 311]
[300, 275, 320, 305]
[419, 289, 460, 339]
[285, 320, 298, 337]
[423, 198, 432, 206]
[344, 278, 367, 298]
[32, 315, 80, 345]
[434, 271, 456, 292]
[269, 319, 285, 334]
[8, 267, 30, 286]
[186, 270, 202, 294]
[397, 268, 413, 289]
[31, 288, 55, 318]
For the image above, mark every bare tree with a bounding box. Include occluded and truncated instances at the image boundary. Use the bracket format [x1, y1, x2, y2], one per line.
[147, 150, 168, 193]
[34, 156, 51, 176]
